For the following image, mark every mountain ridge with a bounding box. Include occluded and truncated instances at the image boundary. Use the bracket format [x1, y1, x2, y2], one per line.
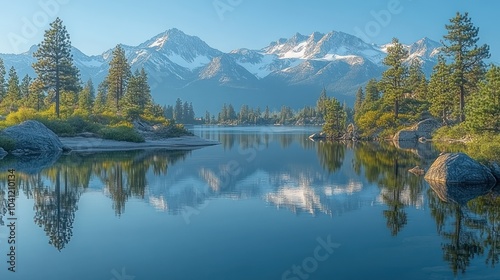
[0, 28, 442, 113]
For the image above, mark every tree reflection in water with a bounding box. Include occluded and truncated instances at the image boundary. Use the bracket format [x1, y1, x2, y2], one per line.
[353, 141, 426, 236]
[428, 181, 500, 275]
[0, 149, 190, 250]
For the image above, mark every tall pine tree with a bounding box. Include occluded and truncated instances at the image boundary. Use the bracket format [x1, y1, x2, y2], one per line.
[442, 12, 490, 122]
[428, 56, 456, 124]
[33, 18, 80, 118]
[78, 79, 95, 114]
[380, 38, 408, 119]
[106, 45, 131, 112]
[93, 80, 108, 114]
[0, 58, 6, 102]
[4, 67, 21, 113]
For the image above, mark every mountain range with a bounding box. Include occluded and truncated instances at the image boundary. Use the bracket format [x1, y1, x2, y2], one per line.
[0, 28, 441, 114]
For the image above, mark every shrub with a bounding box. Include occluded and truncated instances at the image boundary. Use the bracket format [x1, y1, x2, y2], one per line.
[5, 107, 38, 126]
[36, 118, 76, 136]
[98, 126, 145, 143]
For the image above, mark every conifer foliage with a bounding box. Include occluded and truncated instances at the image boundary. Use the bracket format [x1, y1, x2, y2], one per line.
[33, 18, 80, 118]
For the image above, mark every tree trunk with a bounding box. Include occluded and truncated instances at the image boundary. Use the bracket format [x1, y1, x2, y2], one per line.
[459, 85, 465, 122]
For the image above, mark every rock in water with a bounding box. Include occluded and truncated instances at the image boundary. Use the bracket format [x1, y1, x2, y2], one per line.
[425, 153, 497, 185]
[1, 120, 64, 155]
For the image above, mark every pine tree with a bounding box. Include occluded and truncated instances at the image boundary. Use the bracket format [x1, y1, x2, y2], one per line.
[174, 98, 183, 122]
[26, 79, 45, 111]
[4, 67, 21, 113]
[227, 104, 236, 120]
[407, 59, 428, 100]
[106, 44, 131, 112]
[78, 79, 95, 114]
[33, 18, 80, 118]
[316, 87, 328, 118]
[380, 38, 408, 119]
[442, 12, 490, 122]
[122, 68, 152, 118]
[354, 87, 364, 120]
[0, 58, 7, 101]
[364, 78, 380, 104]
[323, 97, 347, 137]
[188, 102, 195, 122]
[264, 106, 270, 121]
[466, 65, 500, 132]
[20, 74, 32, 100]
[93, 80, 108, 114]
[164, 105, 174, 119]
[428, 56, 456, 124]
[205, 111, 211, 124]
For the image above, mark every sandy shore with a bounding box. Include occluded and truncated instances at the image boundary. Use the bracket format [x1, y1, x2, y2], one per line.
[60, 136, 220, 152]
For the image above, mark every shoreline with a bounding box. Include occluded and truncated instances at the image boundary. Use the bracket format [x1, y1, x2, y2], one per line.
[60, 135, 220, 152]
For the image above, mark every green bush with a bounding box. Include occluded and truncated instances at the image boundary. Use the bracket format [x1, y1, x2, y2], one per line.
[98, 126, 145, 143]
[0, 135, 16, 152]
[36, 118, 76, 136]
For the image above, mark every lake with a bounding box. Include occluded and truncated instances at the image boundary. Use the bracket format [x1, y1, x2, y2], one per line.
[0, 126, 499, 280]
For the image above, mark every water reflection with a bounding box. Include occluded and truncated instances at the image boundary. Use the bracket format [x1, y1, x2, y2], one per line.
[428, 183, 500, 275]
[0, 126, 499, 278]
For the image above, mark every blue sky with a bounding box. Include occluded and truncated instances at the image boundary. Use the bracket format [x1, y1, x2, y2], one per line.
[0, 0, 498, 61]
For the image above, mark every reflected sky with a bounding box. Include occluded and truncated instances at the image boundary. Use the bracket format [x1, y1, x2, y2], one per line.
[0, 126, 499, 280]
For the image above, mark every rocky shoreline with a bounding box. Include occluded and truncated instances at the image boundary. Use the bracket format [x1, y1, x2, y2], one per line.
[0, 120, 219, 158]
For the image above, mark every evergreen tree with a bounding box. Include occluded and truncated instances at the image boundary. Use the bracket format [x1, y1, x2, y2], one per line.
[26, 79, 45, 111]
[428, 56, 456, 124]
[122, 68, 152, 118]
[323, 97, 347, 137]
[442, 12, 490, 122]
[316, 87, 328, 118]
[20, 74, 32, 100]
[78, 79, 95, 114]
[188, 102, 195, 122]
[33, 18, 80, 118]
[60, 90, 77, 118]
[239, 104, 249, 123]
[0, 58, 6, 101]
[4, 67, 21, 113]
[467, 65, 500, 132]
[106, 45, 131, 112]
[173, 98, 183, 122]
[364, 78, 380, 105]
[164, 105, 174, 119]
[227, 104, 236, 120]
[182, 101, 190, 123]
[380, 38, 408, 119]
[205, 111, 211, 124]
[264, 105, 270, 121]
[407, 59, 428, 100]
[354, 87, 364, 120]
[93, 80, 108, 114]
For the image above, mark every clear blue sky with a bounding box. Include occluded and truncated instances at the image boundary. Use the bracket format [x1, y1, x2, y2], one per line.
[0, 0, 498, 61]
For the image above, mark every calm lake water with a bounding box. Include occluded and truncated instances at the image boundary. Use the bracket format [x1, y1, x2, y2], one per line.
[0, 126, 499, 280]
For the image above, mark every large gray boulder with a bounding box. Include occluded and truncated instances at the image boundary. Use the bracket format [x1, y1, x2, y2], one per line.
[393, 118, 441, 142]
[1, 120, 64, 155]
[425, 153, 497, 185]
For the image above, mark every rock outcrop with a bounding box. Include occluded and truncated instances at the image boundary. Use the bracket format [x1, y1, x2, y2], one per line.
[425, 153, 497, 185]
[309, 132, 327, 140]
[488, 161, 500, 181]
[1, 120, 65, 156]
[393, 118, 441, 142]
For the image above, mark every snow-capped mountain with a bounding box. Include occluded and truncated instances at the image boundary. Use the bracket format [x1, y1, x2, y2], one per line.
[0, 28, 442, 113]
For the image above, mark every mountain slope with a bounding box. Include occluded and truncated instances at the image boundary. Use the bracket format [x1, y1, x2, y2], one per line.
[0, 28, 442, 113]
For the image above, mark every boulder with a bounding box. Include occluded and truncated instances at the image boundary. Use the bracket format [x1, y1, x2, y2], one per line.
[1, 120, 64, 156]
[425, 153, 497, 185]
[393, 118, 441, 142]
